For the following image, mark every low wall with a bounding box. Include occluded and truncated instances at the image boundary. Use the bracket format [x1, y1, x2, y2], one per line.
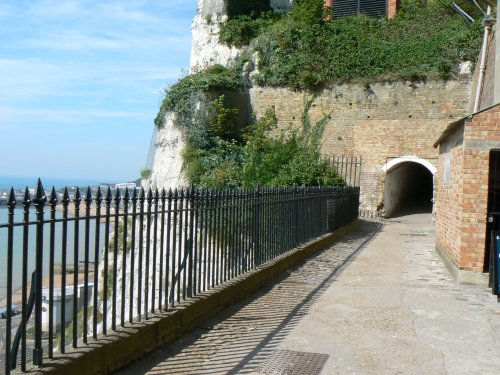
[29, 221, 359, 375]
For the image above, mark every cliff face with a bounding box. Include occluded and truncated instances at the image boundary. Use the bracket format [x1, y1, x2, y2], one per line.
[148, 0, 294, 191]
[190, 0, 239, 72]
[190, 0, 291, 71]
[145, 113, 187, 191]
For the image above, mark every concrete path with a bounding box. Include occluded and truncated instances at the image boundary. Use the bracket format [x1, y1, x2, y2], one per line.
[114, 214, 500, 374]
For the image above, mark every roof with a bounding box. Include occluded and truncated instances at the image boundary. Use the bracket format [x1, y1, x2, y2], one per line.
[433, 103, 500, 148]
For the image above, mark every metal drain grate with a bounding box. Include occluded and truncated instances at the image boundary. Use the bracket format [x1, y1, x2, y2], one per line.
[259, 349, 329, 375]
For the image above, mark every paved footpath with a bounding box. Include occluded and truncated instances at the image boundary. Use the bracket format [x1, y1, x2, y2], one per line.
[115, 214, 500, 375]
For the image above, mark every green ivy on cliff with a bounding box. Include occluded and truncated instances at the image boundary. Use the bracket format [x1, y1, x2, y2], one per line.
[155, 64, 244, 129]
[219, 11, 279, 48]
[220, 0, 483, 89]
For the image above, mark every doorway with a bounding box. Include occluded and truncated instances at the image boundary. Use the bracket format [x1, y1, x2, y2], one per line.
[384, 160, 434, 218]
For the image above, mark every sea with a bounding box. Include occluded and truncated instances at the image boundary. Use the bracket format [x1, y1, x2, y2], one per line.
[0, 176, 108, 302]
[0, 175, 106, 190]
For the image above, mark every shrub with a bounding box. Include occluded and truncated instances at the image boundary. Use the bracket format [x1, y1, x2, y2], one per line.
[219, 12, 279, 47]
[240, 100, 345, 187]
[288, 0, 327, 27]
[207, 95, 240, 140]
[217, 0, 483, 89]
[224, 0, 271, 18]
[140, 169, 152, 179]
[155, 64, 244, 129]
[254, 5, 482, 89]
[177, 95, 345, 189]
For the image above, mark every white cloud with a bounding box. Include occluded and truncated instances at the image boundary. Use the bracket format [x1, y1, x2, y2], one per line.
[0, 0, 196, 180]
[0, 106, 146, 128]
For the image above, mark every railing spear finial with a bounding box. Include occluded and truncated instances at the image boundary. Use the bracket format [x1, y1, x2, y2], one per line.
[34, 179, 47, 204]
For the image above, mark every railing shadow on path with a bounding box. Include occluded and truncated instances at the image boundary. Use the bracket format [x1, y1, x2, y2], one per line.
[115, 220, 382, 375]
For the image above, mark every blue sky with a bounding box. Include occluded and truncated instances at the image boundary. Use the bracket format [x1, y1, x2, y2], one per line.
[0, 0, 196, 183]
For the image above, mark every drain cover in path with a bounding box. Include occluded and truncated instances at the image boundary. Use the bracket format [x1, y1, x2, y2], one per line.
[259, 349, 329, 375]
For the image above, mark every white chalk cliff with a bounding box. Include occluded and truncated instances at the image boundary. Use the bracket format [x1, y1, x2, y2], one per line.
[146, 0, 292, 191]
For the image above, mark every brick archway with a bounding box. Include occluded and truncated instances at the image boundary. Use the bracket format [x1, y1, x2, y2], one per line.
[382, 156, 437, 175]
[382, 156, 435, 217]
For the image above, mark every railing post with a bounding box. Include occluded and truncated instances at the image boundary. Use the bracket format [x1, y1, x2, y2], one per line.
[294, 186, 299, 246]
[159, 188, 167, 310]
[121, 188, 130, 326]
[60, 188, 70, 352]
[152, 189, 159, 313]
[112, 189, 121, 329]
[21, 188, 31, 370]
[5, 189, 16, 374]
[187, 188, 195, 298]
[33, 179, 47, 366]
[83, 187, 92, 344]
[72, 188, 81, 348]
[165, 189, 173, 308]
[103, 187, 112, 334]
[137, 188, 145, 319]
[93, 187, 103, 338]
[171, 189, 178, 305]
[254, 187, 261, 267]
[48, 187, 58, 358]
[129, 188, 138, 322]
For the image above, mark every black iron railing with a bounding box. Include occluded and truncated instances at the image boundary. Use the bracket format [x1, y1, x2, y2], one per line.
[326, 155, 362, 187]
[0, 181, 359, 373]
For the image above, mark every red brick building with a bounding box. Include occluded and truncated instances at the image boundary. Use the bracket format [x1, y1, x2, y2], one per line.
[434, 104, 500, 285]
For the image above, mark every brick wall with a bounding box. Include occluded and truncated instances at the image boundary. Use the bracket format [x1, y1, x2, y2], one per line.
[249, 79, 471, 216]
[460, 107, 500, 271]
[435, 125, 464, 270]
[435, 105, 500, 279]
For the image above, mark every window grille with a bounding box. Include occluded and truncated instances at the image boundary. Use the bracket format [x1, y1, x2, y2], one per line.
[333, 0, 387, 18]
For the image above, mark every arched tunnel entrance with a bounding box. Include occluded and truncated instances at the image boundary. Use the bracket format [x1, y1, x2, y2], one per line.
[383, 160, 434, 217]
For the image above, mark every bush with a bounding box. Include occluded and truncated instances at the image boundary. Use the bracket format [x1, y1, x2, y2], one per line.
[208, 95, 240, 140]
[181, 96, 345, 189]
[224, 0, 271, 18]
[219, 12, 279, 47]
[217, 0, 483, 89]
[155, 64, 244, 129]
[255, 5, 482, 89]
[288, 0, 327, 27]
[240, 100, 345, 187]
[141, 169, 152, 179]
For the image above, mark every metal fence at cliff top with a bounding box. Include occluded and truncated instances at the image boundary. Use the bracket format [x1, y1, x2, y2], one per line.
[0, 181, 359, 373]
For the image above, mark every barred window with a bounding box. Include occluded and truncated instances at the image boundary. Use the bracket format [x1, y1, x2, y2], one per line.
[333, 0, 387, 18]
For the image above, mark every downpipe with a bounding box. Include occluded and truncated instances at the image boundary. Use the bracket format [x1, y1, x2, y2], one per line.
[474, 5, 494, 113]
